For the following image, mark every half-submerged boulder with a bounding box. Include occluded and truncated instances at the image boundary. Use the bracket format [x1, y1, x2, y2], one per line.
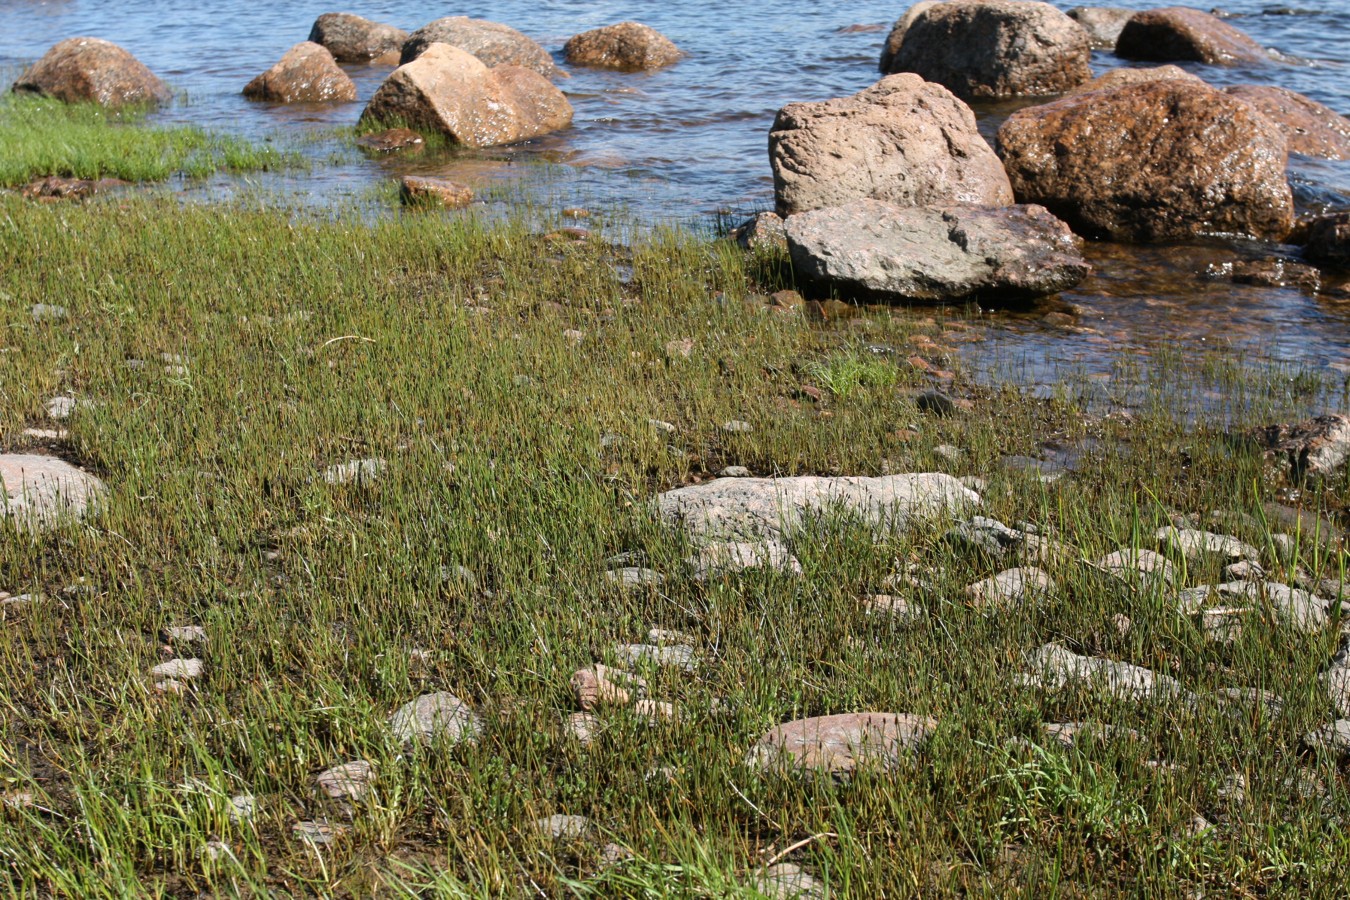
[1066, 6, 1135, 49]
[785, 200, 1088, 303]
[1306, 214, 1350, 268]
[308, 12, 408, 63]
[882, 0, 1092, 99]
[564, 22, 681, 70]
[400, 16, 564, 79]
[12, 37, 171, 107]
[1225, 85, 1350, 160]
[997, 80, 1293, 241]
[362, 43, 572, 148]
[769, 74, 1013, 217]
[1115, 7, 1268, 66]
[243, 43, 356, 103]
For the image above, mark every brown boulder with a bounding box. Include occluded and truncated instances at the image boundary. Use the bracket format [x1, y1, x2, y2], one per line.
[308, 12, 408, 63]
[12, 37, 171, 107]
[564, 22, 681, 70]
[883, 0, 1092, 99]
[243, 42, 356, 103]
[996, 80, 1293, 241]
[1306, 213, 1350, 268]
[400, 175, 473, 208]
[361, 43, 572, 148]
[1066, 6, 1135, 48]
[878, 2, 940, 72]
[1225, 85, 1350, 160]
[745, 712, 937, 776]
[400, 17, 564, 79]
[1067, 64, 1206, 95]
[769, 73, 1013, 217]
[1116, 7, 1268, 66]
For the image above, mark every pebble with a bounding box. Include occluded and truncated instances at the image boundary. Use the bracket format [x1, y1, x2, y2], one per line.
[751, 863, 825, 899]
[664, 338, 694, 359]
[1304, 719, 1350, 758]
[648, 418, 677, 434]
[1020, 643, 1191, 702]
[613, 642, 697, 672]
[562, 329, 585, 344]
[21, 428, 67, 440]
[315, 760, 373, 803]
[227, 794, 257, 825]
[292, 819, 346, 845]
[565, 711, 600, 745]
[633, 699, 676, 722]
[164, 625, 207, 645]
[44, 396, 77, 421]
[965, 567, 1053, 608]
[605, 567, 664, 589]
[150, 658, 203, 680]
[201, 840, 233, 862]
[1094, 549, 1177, 590]
[323, 457, 386, 485]
[862, 593, 924, 623]
[1223, 559, 1266, 581]
[720, 420, 752, 434]
[1041, 721, 1139, 749]
[916, 390, 957, 416]
[532, 814, 592, 842]
[571, 664, 643, 710]
[648, 627, 696, 645]
[388, 691, 482, 746]
[719, 465, 751, 477]
[933, 444, 963, 461]
[1156, 526, 1259, 562]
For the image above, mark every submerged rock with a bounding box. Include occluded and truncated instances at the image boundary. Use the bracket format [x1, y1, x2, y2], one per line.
[1225, 85, 1350, 160]
[400, 175, 473, 208]
[1243, 414, 1350, 480]
[746, 712, 937, 776]
[784, 200, 1087, 303]
[21, 176, 128, 200]
[1115, 7, 1269, 65]
[243, 42, 356, 103]
[1305, 214, 1350, 268]
[308, 12, 408, 63]
[564, 22, 682, 70]
[356, 128, 424, 153]
[400, 16, 563, 78]
[12, 37, 171, 107]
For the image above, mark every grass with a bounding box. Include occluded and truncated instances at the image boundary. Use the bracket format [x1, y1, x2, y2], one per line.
[0, 194, 1348, 896]
[0, 95, 297, 186]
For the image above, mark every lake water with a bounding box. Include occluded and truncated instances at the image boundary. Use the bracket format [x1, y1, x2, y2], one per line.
[4, 0, 1350, 393]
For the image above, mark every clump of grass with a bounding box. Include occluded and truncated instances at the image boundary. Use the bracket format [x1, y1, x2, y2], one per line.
[805, 350, 900, 399]
[0, 94, 298, 186]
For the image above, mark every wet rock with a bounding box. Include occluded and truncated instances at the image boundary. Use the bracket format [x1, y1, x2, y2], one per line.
[746, 712, 937, 776]
[564, 22, 681, 70]
[1094, 549, 1177, 590]
[400, 16, 563, 78]
[1243, 414, 1350, 480]
[1156, 526, 1259, 562]
[1115, 7, 1269, 65]
[364, 44, 571, 149]
[12, 37, 171, 107]
[533, 814, 592, 841]
[1305, 213, 1350, 268]
[389, 691, 482, 745]
[883, 0, 1092, 99]
[1218, 257, 1322, 290]
[1020, 643, 1190, 701]
[399, 175, 473, 208]
[355, 128, 424, 153]
[687, 539, 802, 578]
[751, 863, 826, 899]
[1066, 64, 1207, 96]
[967, 567, 1053, 607]
[571, 664, 642, 710]
[997, 80, 1293, 242]
[308, 12, 408, 63]
[655, 472, 979, 542]
[1066, 6, 1135, 48]
[21, 176, 128, 200]
[879, 1, 940, 72]
[323, 457, 385, 485]
[769, 73, 1013, 217]
[785, 200, 1088, 303]
[150, 658, 203, 680]
[1225, 85, 1350, 160]
[243, 42, 356, 103]
[1041, 721, 1139, 749]
[730, 212, 787, 252]
[614, 643, 697, 672]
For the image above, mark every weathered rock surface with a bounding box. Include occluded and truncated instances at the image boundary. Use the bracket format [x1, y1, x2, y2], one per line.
[785, 200, 1088, 303]
[243, 42, 356, 103]
[1304, 719, 1350, 758]
[1094, 548, 1177, 590]
[966, 567, 1053, 607]
[1066, 6, 1134, 48]
[1306, 213, 1350, 268]
[572, 664, 641, 710]
[1021, 643, 1191, 701]
[687, 539, 802, 578]
[13, 37, 170, 107]
[1156, 526, 1259, 562]
[150, 658, 203, 680]
[1, 454, 104, 531]
[533, 814, 592, 841]
[362, 44, 572, 148]
[389, 692, 482, 745]
[400, 17, 563, 78]
[997, 81, 1293, 242]
[769, 74, 1013, 217]
[730, 212, 787, 251]
[1243, 414, 1350, 480]
[564, 22, 681, 70]
[308, 13, 408, 63]
[1066, 64, 1206, 95]
[745, 712, 937, 775]
[655, 472, 979, 542]
[751, 864, 826, 899]
[1042, 721, 1139, 749]
[883, 0, 1093, 99]
[879, 1, 940, 72]
[315, 761, 372, 803]
[399, 175, 473, 208]
[1225, 85, 1350, 160]
[1178, 581, 1327, 632]
[1116, 7, 1269, 66]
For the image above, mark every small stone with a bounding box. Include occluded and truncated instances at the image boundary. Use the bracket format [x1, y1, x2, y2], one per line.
[943, 516, 1024, 561]
[1021, 643, 1191, 702]
[649, 419, 677, 434]
[606, 567, 663, 589]
[21, 428, 67, 440]
[154, 678, 188, 695]
[356, 128, 423, 153]
[647, 627, 696, 645]
[1198, 606, 1249, 644]
[721, 420, 753, 434]
[613, 643, 697, 672]
[730, 211, 788, 251]
[201, 840, 233, 862]
[571, 664, 641, 710]
[1156, 527, 1259, 562]
[1224, 559, 1266, 581]
[862, 594, 924, 624]
[400, 175, 473, 209]
[1304, 719, 1350, 758]
[1041, 721, 1140, 749]
[533, 814, 592, 842]
[719, 465, 751, 478]
[965, 567, 1053, 608]
[31, 304, 68, 322]
[751, 863, 825, 899]
[687, 539, 802, 578]
[664, 338, 694, 359]
[315, 760, 373, 803]
[164, 625, 207, 645]
[45, 396, 76, 420]
[227, 794, 256, 825]
[598, 842, 632, 869]
[1108, 613, 1133, 638]
[746, 712, 937, 776]
[915, 390, 956, 416]
[292, 819, 346, 845]
[0, 791, 37, 810]
[933, 444, 963, 462]
[565, 711, 599, 745]
[323, 457, 386, 485]
[1094, 549, 1177, 590]
[633, 699, 676, 721]
[563, 329, 586, 344]
[562, 207, 590, 219]
[389, 691, 482, 746]
[150, 658, 203, 680]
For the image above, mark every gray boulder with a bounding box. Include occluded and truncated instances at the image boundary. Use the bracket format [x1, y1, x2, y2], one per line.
[400, 16, 564, 78]
[308, 13, 407, 63]
[1066, 6, 1134, 48]
[1, 454, 104, 531]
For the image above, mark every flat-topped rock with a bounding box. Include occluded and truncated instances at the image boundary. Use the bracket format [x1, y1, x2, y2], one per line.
[1021, 643, 1191, 702]
[1066, 64, 1206, 96]
[13, 37, 171, 107]
[746, 712, 937, 776]
[1226, 85, 1350, 160]
[1, 454, 104, 531]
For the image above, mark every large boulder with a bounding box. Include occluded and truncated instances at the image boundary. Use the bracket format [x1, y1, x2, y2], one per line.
[242, 42, 356, 103]
[1115, 7, 1268, 66]
[400, 17, 563, 79]
[785, 200, 1088, 303]
[361, 43, 572, 148]
[769, 74, 1013, 217]
[1066, 64, 1206, 95]
[1, 454, 104, 531]
[11, 37, 171, 107]
[308, 12, 408, 63]
[1066, 6, 1134, 48]
[1225, 85, 1350, 160]
[878, 1, 940, 73]
[996, 80, 1293, 241]
[564, 22, 681, 70]
[882, 0, 1092, 99]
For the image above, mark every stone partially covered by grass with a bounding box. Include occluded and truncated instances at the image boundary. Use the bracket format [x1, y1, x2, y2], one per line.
[0, 94, 296, 187]
[1, 195, 1349, 896]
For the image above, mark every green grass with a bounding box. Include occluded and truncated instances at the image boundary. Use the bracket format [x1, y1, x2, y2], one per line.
[0, 195, 1348, 896]
[0, 95, 297, 186]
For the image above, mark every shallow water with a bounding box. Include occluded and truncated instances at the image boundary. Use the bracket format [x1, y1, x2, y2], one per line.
[4, 0, 1350, 392]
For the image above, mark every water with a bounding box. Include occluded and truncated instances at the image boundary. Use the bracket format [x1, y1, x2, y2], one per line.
[4, 0, 1350, 392]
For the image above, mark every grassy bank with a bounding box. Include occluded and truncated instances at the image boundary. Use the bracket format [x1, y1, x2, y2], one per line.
[0, 196, 1348, 897]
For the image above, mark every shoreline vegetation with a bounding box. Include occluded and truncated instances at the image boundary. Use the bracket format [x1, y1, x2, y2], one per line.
[3, 192, 1350, 896]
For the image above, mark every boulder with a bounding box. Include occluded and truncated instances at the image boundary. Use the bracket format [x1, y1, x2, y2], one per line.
[882, 0, 1092, 99]
[1066, 64, 1206, 95]
[564, 22, 681, 70]
[769, 74, 1013, 217]
[1306, 214, 1350, 268]
[784, 200, 1088, 303]
[745, 712, 937, 775]
[1225, 85, 1350, 160]
[1, 454, 104, 531]
[12, 37, 171, 107]
[242, 42, 356, 103]
[878, 1, 940, 72]
[308, 12, 408, 63]
[400, 17, 563, 78]
[996, 80, 1293, 241]
[1115, 7, 1268, 66]
[654, 472, 979, 542]
[399, 175, 473, 208]
[1066, 6, 1135, 48]
[361, 44, 572, 148]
